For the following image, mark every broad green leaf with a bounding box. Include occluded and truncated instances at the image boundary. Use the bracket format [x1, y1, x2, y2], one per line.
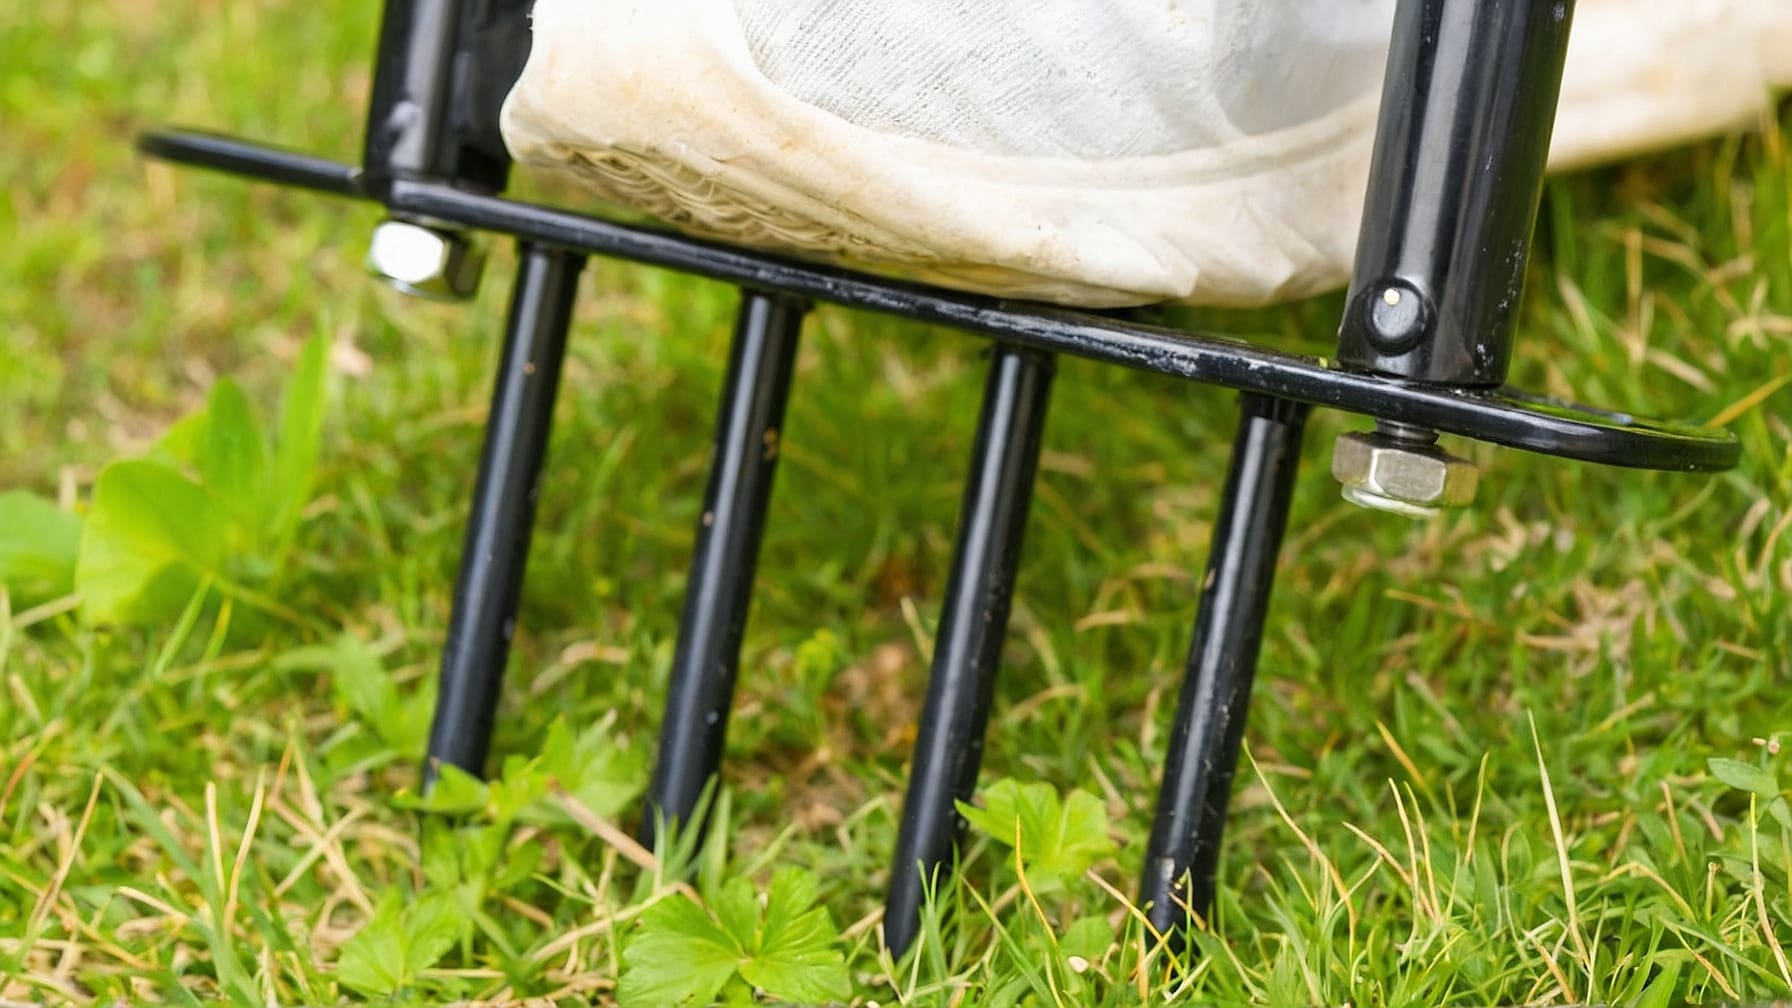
[337, 892, 407, 997]
[336, 890, 465, 997]
[1708, 757, 1779, 797]
[154, 409, 207, 468]
[268, 335, 328, 548]
[522, 719, 647, 825]
[619, 871, 848, 1007]
[0, 491, 80, 603]
[959, 779, 1023, 843]
[414, 821, 506, 911]
[1046, 790, 1116, 879]
[192, 378, 268, 532]
[959, 779, 1116, 891]
[617, 893, 743, 1007]
[420, 823, 467, 892]
[146, 338, 326, 583]
[1057, 915, 1112, 963]
[402, 762, 490, 816]
[738, 868, 850, 1003]
[709, 876, 761, 950]
[1038, 915, 1111, 998]
[486, 754, 552, 824]
[78, 347, 330, 628]
[75, 460, 227, 624]
[402, 891, 464, 977]
[1770, 796, 1792, 833]
[491, 838, 544, 891]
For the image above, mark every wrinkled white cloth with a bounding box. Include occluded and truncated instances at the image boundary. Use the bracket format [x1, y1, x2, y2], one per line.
[734, 1, 1394, 159]
[502, 0, 1791, 307]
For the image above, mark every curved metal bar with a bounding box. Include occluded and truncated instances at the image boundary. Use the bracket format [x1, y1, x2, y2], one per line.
[135, 130, 1740, 472]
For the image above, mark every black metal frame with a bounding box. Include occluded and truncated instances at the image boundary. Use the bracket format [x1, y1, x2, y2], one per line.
[423, 242, 583, 785]
[139, 0, 1736, 960]
[884, 343, 1056, 955]
[643, 289, 807, 849]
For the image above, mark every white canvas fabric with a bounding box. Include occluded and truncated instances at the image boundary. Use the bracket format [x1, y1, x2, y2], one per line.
[731, 2, 1394, 160]
[501, 0, 1792, 308]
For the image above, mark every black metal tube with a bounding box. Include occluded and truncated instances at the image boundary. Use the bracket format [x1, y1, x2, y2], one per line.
[642, 290, 808, 847]
[363, 0, 461, 189]
[1337, 0, 1576, 386]
[422, 243, 584, 785]
[1140, 394, 1308, 943]
[362, 0, 530, 196]
[883, 344, 1056, 957]
[137, 131, 367, 198]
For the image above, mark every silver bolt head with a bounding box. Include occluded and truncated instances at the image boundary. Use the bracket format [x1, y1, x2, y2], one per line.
[367, 219, 484, 301]
[1331, 431, 1478, 519]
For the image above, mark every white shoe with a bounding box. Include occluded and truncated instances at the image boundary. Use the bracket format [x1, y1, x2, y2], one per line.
[501, 0, 1791, 308]
[1552, 1, 1791, 169]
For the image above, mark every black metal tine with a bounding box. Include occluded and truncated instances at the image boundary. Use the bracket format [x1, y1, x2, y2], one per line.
[883, 344, 1056, 958]
[423, 242, 585, 787]
[642, 289, 808, 850]
[1140, 394, 1308, 947]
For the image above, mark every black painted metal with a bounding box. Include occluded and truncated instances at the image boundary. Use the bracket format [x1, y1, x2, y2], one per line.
[1338, 0, 1576, 386]
[1141, 394, 1309, 944]
[443, 0, 534, 190]
[134, 0, 1746, 959]
[136, 131, 368, 198]
[423, 243, 584, 786]
[363, 0, 528, 196]
[883, 345, 1056, 957]
[642, 290, 808, 849]
[132, 129, 1740, 474]
[383, 179, 1733, 471]
[363, 0, 461, 190]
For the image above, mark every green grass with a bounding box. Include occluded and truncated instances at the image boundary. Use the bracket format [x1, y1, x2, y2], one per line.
[4, 1, 1792, 1003]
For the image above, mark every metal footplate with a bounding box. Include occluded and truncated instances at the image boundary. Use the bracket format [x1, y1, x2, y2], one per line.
[137, 129, 1736, 474]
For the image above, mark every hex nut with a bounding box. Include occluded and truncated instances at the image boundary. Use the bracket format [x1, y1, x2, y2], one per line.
[1331, 431, 1478, 518]
[366, 219, 485, 301]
